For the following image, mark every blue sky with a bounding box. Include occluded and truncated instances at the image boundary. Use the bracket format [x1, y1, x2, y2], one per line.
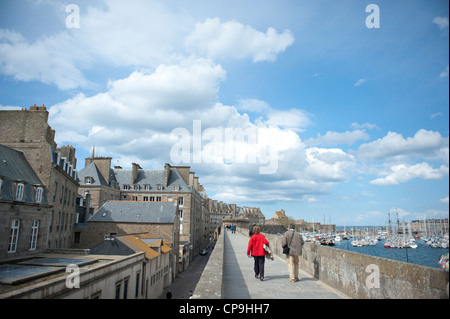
[1, 0, 448, 226]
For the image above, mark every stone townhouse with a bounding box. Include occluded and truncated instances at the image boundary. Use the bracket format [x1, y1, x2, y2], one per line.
[0, 106, 79, 249]
[77, 157, 205, 259]
[84, 201, 180, 282]
[0, 144, 52, 262]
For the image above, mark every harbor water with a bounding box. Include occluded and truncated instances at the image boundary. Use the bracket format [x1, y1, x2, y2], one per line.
[330, 238, 448, 270]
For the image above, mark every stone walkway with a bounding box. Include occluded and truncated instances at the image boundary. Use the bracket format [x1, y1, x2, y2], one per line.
[222, 230, 349, 299]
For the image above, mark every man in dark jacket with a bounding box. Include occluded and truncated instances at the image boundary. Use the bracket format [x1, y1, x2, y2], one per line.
[281, 224, 304, 282]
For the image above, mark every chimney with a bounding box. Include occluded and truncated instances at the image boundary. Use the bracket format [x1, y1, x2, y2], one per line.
[189, 172, 195, 187]
[194, 176, 199, 191]
[131, 163, 141, 185]
[164, 163, 171, 188]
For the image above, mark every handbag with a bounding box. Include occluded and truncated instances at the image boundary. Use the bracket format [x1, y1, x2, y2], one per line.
[263, 243, 274, 260]
[282, 231, 295, 255]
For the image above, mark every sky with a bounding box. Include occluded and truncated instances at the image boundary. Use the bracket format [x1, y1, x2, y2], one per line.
[0, 0, 448, 226]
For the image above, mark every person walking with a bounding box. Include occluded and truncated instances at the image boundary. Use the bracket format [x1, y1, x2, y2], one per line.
[247, 226, 269, 281]
[281, 224, 304, 282]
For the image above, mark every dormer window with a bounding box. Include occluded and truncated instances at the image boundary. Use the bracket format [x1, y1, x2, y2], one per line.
[35, 187, 44, 203]
[123, 184, 130, 190]
[133, 184, 140, 190]
[84, 176, 93, 184]
[144, 184, 151, 191]
[16, 183, 25, 201]
[157, 184, 163, 191]
[173, 184, 180, 191]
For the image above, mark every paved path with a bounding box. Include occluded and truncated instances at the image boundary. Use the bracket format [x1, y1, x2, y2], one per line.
[222, 230, 349, 299]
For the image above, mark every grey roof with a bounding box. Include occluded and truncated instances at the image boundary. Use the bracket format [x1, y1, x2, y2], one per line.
[0, 144, 48, 204]
[88, 201, 178, 224]
[113, 168, 190, 192]
[77, 162, 110, 186]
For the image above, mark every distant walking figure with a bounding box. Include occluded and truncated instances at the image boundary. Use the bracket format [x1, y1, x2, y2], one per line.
[247, 226, 269, 281]
[281, 224, 304, 282]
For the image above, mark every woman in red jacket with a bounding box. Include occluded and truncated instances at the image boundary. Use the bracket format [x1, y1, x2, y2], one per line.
[247, 226, 269, 281]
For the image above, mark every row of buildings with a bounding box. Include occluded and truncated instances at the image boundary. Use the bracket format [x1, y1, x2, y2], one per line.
[0, 105, 265, 299]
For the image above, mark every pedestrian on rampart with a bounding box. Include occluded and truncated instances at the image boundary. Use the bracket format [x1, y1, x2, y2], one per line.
[247, 226, 269, 281]
[281, 224, 304, 282]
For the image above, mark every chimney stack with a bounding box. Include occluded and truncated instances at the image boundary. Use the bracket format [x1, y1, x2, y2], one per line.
[131, 163, 141, 185]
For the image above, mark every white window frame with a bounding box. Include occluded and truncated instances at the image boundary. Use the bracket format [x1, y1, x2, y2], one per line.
[8, 219, 20, 253]
[16, 183, 25, 201]
[35, 187, 43, 203]
[30, 220, 39, 250]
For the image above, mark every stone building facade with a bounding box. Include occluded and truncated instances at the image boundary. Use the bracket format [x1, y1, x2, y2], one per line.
[0, 144, 52, 262]
[0, 106, 79, 250]
[77, 158, 206, 259]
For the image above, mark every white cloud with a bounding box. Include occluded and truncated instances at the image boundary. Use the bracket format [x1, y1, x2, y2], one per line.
[0, 29, 92, 90]
[351, 122, 379, 130]
[430, 112, 444, 119]
[0, 104, 21, 110]
[0, 0, 191, 90]
[370, 163, 449, 185]
[185, 17, 294, 62]
[49, 57, 227, 149]
[433, 16, 449, 30]
[305, 147, 356, 182]
[440, 66, 449, 78]
[305, 129, 370, 146]
[357, 129, 449, 161]
[238, 99, 271, 114]
[440, 197, 449, 204]
[354, 78, 366, 86]
[264, 109, 312, 132]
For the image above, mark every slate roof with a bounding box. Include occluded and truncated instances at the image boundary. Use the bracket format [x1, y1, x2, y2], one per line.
[0, 144, 48, 204]
[77, 162, 110, 186]
[78, 162, 190, 192]
[113, 168, 190, 192]
[88, 201, 178, 223]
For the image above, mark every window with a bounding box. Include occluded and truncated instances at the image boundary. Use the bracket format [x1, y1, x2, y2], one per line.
[84, 176, 93, 184]
[143, 196, 149, 201]
[35, 187, 43, 203]
[157, 184, 163, 191]
[144, 184, 150, 190]
[150, 196, 155, 201]
[179, 210, 183, 219]
[156, 196, 161, 202]
[123, 278, 129, 299]
[178, 197, 184, 206]
[30, 220, 39, 250]
[135, 273, 140, 298]
[8, 219, 20, 253]
[115, 282, 121, 299]
[123, 184, 130, 190]
[16, 183, 25, 201]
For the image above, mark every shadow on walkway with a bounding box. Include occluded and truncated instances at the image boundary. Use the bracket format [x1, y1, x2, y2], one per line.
[222, 230, 250, 298]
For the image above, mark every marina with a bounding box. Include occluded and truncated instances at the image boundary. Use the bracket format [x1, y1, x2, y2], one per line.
[301, 227, 449, 270]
